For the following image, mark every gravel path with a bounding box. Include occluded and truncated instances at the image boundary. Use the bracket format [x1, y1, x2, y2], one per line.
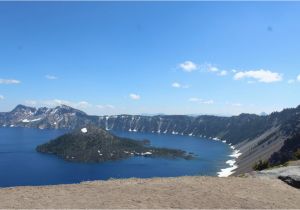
[0, 176, 299, 209]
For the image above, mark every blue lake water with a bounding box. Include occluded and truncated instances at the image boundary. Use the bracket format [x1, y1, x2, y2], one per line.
[0, 127, 231, 187]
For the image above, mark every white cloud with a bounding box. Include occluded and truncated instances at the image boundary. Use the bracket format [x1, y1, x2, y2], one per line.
[129, 93, 140, 100]
[0, 79, 21, 84]
[45, 75, 58, 80]
[41, 99, 92, 109]
[200, 63, 231, 77]
[233, 69, 282, 83]
[207, 65, 219, 72]
[76, 101, 91, 109]
[96, 104, 115, 109]
[189, 97, 214, 105]
[231, 103, 242, 107]
[200, 100, 214, 104]
[171, 82, 189, 89]
[24, 99, 117, 112]
[42, 99, 70, 106]
[0, 95, 4, 100]
[218, 70, 228, 76]
[25, 100, 37, 106]
[172, 82, 181, 88]
[288, 74, 300, 84]
[189, 97, 201, 102]
[179, 61, 198, 72]
[200, 63, 219, 73]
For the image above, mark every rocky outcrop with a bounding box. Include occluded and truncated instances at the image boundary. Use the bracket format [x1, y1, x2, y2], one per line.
[278, 175, 300, 189]
[248, 162, 300, 189]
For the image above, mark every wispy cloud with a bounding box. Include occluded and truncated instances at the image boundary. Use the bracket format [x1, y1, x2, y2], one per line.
[189, 97, 201, 102]
[76, 101, 91, 109]
[200, 63, 229, 77]
[40, 99, 92, 109]
[96, 104, 115, 109]
[206, 64, 219, 72]
[25, 99, 116, 112]
[0, 79, 21, 84]
[0, 95, 4, 100]
[25, 100, 37, 106]
[129, 93, 140, 100]
[287, 74, 300, 84]
[171, 82, 189, 89]
[231, 103, 242, 107]
[201, 100, 214, 104]
[179, 61, 198, 72]
[233, 69, 282, 83]
[45, 75, 58, 80]
[200, 63, 220, 73]
[218, 70, 228, 76]
[189, 97, 214, 105]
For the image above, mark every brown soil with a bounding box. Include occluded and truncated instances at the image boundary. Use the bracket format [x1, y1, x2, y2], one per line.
[0, 176, 299, 209]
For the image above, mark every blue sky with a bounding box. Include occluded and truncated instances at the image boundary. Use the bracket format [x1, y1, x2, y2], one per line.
[0, 2, 300, 116]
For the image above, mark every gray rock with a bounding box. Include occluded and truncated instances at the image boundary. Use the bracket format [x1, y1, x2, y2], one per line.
[278, 175, 300, 189]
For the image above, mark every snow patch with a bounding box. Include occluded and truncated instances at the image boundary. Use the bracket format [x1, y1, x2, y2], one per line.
[21, 118, 41, 123]
[217, 165, 238, 177]
[81, 128, 87, 133]
[230, 150, 242, 158]
[141, 152, 152, 156]
[226, 159, 236, 167]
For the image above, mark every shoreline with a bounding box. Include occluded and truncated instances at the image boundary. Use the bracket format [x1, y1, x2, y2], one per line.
[3, 126, 243, 178]
[126, 129, 242, 177]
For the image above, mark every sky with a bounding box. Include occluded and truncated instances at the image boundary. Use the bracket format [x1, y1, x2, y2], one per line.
[0, 1, 300, 116]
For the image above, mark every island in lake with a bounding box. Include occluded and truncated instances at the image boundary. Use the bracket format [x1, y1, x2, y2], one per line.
[36, 126, 195, 162]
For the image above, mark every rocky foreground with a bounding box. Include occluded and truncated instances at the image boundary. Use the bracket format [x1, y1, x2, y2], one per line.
[246, 160, 300, 189]
[0, 176, 299, 209]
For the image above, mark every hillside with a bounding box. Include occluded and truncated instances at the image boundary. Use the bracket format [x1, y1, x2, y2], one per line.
[36, 126, 194, 162]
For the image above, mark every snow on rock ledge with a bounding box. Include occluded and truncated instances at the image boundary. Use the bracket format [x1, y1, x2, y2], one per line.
[81, 128, 87, 133]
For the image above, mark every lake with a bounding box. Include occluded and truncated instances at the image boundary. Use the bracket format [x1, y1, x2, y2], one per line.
[0, 127, 232, 187]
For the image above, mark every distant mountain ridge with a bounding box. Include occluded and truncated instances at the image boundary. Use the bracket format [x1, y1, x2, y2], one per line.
[1, 104, 300, 174]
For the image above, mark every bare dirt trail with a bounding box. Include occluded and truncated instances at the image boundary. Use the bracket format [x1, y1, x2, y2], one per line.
[0, 176, 299, 209]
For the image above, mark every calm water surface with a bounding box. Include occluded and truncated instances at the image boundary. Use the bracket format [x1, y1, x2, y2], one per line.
[0, 127, 231, 187]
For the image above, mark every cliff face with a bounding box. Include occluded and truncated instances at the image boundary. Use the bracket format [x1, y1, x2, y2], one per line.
[0, 105, 272, 144]
[1, 104, 300, 173]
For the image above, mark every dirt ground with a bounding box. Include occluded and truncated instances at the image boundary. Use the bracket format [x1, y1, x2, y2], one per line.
[0, 176, 299, 209]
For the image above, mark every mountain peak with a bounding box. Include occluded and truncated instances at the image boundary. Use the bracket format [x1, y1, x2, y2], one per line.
[54, 104, 87, 115]
[56, 104, 72, 109]
[11, 104, 36, 113]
